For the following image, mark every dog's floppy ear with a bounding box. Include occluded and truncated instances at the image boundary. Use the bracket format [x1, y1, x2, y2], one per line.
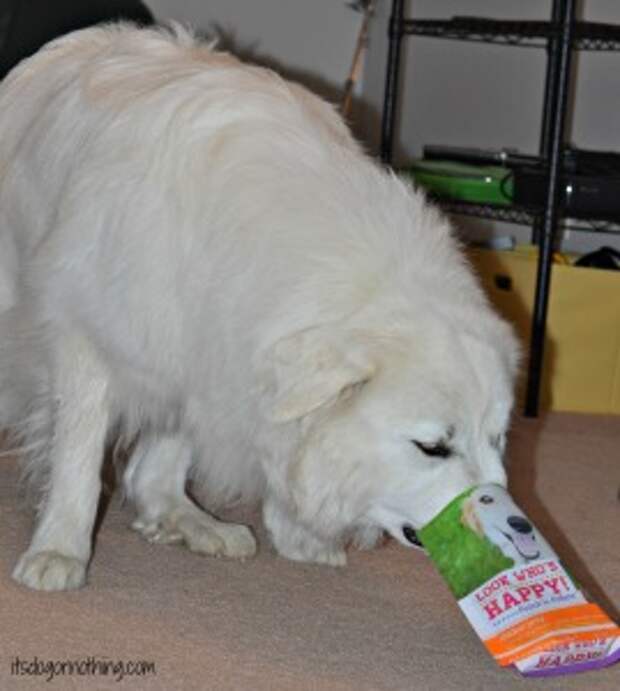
[461, 497, 484, 538]
[266, 326, 376, 422]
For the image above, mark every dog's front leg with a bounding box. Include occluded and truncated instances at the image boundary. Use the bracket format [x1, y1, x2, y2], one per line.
[125, 433, 256, 559]
[12, 329, 109, 591]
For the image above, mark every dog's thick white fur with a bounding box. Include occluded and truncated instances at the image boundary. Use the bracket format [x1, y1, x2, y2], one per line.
[0, 24, 519, 591]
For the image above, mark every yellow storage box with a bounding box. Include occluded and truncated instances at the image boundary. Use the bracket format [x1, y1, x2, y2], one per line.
[468, 246, 620, 414]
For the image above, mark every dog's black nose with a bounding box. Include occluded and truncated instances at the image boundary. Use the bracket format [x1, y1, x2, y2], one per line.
[402, 524, 423, 547]
[507, 515, 533, 534]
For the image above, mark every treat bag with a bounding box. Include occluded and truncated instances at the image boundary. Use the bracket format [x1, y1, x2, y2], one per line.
[418, 484, 620, 677]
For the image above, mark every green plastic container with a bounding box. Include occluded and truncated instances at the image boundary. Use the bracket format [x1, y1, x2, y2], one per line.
[405, 159, 514, 206]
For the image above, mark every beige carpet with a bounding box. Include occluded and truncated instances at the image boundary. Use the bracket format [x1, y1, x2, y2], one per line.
[1, 413, 619, 690]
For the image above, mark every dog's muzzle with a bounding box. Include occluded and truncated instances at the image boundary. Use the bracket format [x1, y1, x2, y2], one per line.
[507, 515, 533, 534]
[503, 515, 540, 560]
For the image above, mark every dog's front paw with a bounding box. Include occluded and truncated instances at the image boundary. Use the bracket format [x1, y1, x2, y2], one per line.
[175, 516, 257, 559]
[132, 510, 257, 559]
[276, 539, 347, 566]
[350, 524, 385, 551]
[12, 550, 87, 591]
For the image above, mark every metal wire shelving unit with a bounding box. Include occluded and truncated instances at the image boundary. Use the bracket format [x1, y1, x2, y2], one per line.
[380, 0, 620, 417]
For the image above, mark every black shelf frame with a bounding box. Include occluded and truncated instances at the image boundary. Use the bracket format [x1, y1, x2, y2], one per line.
[401, 17, 620, 51]
[438, 198, 620, 235]
[380, 0, 618, 417]
[432, 199, 540, 227]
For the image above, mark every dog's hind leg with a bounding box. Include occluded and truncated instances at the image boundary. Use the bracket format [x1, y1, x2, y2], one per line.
[12, 327, 110, 591]
[124, 434, 256, 559]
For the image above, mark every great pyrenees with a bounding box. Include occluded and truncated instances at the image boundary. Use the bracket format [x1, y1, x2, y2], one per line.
[0, 24, 519, 591]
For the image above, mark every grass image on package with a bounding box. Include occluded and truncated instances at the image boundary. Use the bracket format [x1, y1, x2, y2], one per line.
[418, 484, 620, 677]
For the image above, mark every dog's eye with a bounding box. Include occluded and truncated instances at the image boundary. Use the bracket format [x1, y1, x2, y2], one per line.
[479, 495, 494, 504]
[412, 440, 452, 458]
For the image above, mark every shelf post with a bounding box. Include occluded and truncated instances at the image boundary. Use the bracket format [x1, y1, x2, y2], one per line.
[532, 0, 563, 245]
[525, 0, 577, 417]
[380, 0, 405, 165]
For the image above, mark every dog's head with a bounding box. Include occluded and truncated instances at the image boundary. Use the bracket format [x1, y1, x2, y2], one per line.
[263, 310, 519, 548]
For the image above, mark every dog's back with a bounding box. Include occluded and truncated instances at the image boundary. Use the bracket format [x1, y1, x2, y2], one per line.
[0, 22, 503, 494]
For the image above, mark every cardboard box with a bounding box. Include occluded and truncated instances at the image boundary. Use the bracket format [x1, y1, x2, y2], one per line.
[468, 247, 620, 414]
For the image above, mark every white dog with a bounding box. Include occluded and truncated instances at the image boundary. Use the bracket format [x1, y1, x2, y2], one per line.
[0, 24, 519, 591]
[462, 487, 554, 565]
